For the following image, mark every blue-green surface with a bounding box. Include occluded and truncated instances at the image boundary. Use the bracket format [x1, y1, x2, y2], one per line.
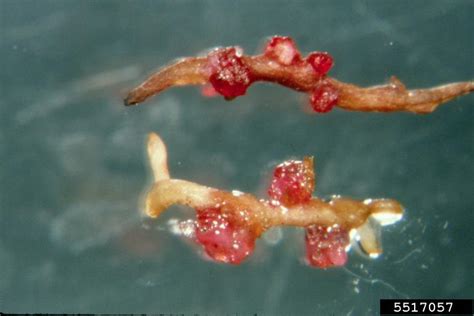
[0, 0, 473, 314]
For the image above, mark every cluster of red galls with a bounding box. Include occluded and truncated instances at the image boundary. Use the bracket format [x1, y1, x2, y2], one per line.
[205, 36, 339, 113]
[193, 158, 350, 268]
[192, 37, 345, 267]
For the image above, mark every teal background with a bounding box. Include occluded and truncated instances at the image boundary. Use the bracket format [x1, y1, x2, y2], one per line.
[0, 0, 473, 314]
